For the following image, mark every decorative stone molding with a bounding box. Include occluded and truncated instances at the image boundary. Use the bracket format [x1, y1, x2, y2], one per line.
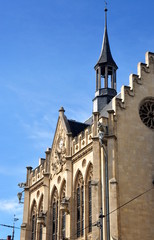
[124, 86, 134, 97]
[82, 158, 86, 167]
[110, 178, 118, 185]
[141, 63, 150, 74]
[60, 197, 70, 214]
[72, 145, 93, 162]
[51, 133, 66, 175]
[149, 55, 154, 64]
[116, 98, 125, 109]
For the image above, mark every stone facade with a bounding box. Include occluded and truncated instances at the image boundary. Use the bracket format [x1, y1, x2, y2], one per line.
[20, 52, 154, 240]
[19, 7, 154, 239]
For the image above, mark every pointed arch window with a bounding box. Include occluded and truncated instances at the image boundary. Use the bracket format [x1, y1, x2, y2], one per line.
[76, 172, 84, 238]
[87, 164, 93, 233]
[38, 196, 43, 240]
[52, 188, 58, 240]
[60, 181, 66, 239]
[31, 201, 37, 240]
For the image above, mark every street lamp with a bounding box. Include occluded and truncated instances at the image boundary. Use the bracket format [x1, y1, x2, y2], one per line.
[18, 182, 26, 188]
[17, 182, 26, 204]
[12, 215, 19, 240]
[17, 191, 24, 204]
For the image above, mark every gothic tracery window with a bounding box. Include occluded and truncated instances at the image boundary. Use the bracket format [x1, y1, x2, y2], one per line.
[31, 201, 37, 240]
[76, 171, 84, 238]
[52, 188, 58, 240]
[139, 98, 154, 129]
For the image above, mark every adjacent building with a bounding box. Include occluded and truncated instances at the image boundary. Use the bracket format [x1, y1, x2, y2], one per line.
[20, 7, 154, 240]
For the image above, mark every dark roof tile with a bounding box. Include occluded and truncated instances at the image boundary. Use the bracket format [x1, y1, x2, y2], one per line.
[67, 120, 89, 137]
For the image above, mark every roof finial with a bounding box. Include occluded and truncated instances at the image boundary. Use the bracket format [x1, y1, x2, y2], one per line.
[105, 0, 107, 10]
[104, 0, 108, 28]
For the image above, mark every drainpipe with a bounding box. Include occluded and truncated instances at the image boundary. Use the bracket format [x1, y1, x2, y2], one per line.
[102, 145, 110, 240]
[98, 122, 110, 240]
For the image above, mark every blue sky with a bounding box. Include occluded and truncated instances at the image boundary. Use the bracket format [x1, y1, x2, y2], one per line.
[0, 0, 154, 239]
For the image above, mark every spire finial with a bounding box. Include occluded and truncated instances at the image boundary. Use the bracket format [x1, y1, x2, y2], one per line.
[104, 0, 108, 28]
[105, 0, 107, 11]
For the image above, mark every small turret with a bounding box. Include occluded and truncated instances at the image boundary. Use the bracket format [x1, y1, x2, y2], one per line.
[93, 6, 118, 112]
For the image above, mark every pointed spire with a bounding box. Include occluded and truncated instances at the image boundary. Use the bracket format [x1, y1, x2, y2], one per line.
[95, 5, 117, 69]
[93, 3, 118, 112]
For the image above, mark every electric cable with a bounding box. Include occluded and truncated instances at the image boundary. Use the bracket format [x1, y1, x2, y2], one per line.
[0, 185, 153, 239]
[106, 186, 154, 218]
[68, 185, 154, 240]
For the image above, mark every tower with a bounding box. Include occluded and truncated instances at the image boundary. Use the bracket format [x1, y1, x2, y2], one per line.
[19, 1, 154, 239]
[93, 6, 118, 112]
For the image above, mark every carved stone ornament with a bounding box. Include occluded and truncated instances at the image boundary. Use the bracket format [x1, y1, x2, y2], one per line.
[51, 136, 66, 175]
[141, 65, 150, 74]
[149, 56, 154, 64]
[139, 98, 154, 130]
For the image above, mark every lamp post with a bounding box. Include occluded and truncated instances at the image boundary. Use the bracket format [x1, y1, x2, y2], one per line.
[17, 191, 24, 204]
[17, 182, 26, 204]
[98, 122, 110, 240]
[12, 215, 19, 240]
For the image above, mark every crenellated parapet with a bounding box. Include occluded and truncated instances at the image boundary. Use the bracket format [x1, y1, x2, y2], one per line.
[26, 149, 51, 187]
[30, 159, 46, 186]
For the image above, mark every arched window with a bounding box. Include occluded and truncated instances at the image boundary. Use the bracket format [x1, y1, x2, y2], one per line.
[31, 201, 37, 240]
[86, 164, 93, 233]
[60, 181, 66, 239]
[75, 171, 84, 238]
[51, 188, 58, 240]
[38, 196, 43, 240]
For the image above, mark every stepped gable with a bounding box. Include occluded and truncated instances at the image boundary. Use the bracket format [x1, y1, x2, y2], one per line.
[88, 52, 154, 120]
[113, 51, 154, 113]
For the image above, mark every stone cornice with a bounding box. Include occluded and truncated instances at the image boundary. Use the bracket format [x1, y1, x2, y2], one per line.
[43, 172, 50, 177]
[92, 136, 99, 141]
[30, 178, 44, 193]
[72, 143, 93, 162]
[65, 156, 72, 161]
[105, 134, 117, 140]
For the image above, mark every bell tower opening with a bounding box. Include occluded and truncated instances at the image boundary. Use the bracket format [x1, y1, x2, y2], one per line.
[93, 5, 118, 113]
[95, 65, 117, 91]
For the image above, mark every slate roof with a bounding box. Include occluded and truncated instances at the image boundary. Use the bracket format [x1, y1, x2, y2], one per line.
[85, 93, 121, 124]
[95, 9, 118, 70]
[67, 120, 90, 137]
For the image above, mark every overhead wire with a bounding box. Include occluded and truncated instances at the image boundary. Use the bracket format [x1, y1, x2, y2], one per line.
[67, 185, 154, 240]
[0, 185, 153, 239]
[106, 186, 154, 218]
